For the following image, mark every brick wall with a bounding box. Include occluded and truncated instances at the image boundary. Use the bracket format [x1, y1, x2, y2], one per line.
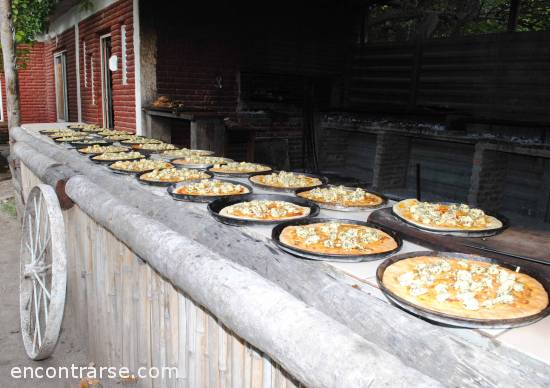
[1, 0, 136, 134]
[1, 43, 50, 126]
[156, 32, 239, 115]
[79, 0, 135, 131]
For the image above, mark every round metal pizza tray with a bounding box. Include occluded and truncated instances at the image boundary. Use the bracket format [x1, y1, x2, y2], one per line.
[271, 218, 402, 262]
[136, 171, 213, 187]
[131, 145, 179, 156]
[39, 129, 71, 135]
[391, 202, 509, 237]
[89, 154, 146, 164]
[120, 139, 163, 146]
[77, 147, 129, 156]
[159, 150, 216, 160]
[376, 251, 550, 329]
[106, 161, 172, 176]
[294, 185, 388, 212]
[171, 158, 234, 171]
[53, 136, 88, 143]
[208, 194, 320, 226]
[248, 171, 328, 193]
[207, 166, 273, 179]
[167, 179, 253, 203]
[70, 139, 112, 148]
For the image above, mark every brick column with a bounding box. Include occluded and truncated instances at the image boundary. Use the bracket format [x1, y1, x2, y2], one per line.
[372, 133, 410, 190]
[468, 144, 509, 212]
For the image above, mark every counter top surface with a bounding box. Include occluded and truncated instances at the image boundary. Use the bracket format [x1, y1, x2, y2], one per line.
[19, 122, 550, 367]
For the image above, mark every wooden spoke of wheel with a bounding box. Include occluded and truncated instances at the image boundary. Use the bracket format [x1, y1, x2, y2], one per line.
[19, 185, 67, 360]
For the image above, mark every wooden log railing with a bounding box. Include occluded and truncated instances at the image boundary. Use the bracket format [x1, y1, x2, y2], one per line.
[10, 125, 550, 388]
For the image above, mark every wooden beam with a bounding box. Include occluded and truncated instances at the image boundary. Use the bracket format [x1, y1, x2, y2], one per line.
[64, 174, 440, 388]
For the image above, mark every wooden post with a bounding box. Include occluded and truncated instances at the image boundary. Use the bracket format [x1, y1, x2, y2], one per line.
[0, 0, 21, 128]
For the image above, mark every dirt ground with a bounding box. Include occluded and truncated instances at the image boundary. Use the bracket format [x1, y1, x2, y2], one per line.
[0, 180, 88, 387]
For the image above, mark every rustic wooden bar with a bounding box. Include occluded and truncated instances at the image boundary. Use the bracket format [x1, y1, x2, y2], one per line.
[10, 123, 550, 387]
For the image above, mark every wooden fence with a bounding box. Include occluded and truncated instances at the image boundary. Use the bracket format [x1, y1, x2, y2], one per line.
[345, 31, 550, 125]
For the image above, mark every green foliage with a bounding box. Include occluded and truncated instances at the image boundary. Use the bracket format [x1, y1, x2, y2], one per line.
[11, 0, 58, 43]
[366, 0, 550, 43]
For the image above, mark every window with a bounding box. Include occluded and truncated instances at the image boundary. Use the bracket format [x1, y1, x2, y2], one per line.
[54, 52, 69, 122]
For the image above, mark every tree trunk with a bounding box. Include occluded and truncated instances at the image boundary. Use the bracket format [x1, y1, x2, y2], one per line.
[0, 0, 21, 129]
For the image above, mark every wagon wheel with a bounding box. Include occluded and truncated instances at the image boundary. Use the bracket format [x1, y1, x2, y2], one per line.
[20, 185, 67, 360]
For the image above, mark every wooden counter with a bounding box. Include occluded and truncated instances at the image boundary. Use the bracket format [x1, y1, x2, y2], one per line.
[9, 123, 550, 388]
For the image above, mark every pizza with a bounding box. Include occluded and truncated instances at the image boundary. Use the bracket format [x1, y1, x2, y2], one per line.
[69, 123, 100, 131]
[97, 129, 129, 136]
[138, 168, 211, 183]
[249, 171, 323, 189]
[171, 156, 233, 167]
[161, 148, 214, 158]
[71, 139, 110, 146]
[79, 145, 129, 154]
[104, 134, 134, 141]
[120, 136, 162, 145]
[80, 126, 104, 133]
[219, 200, 310, 221]
[109, 159, 173, 173]
[393, 199, 503, 231]
[54, 135, 88, 142]
[297, 185, 384, 208]
[382, 256, 549, 320]
[48, 130, 81, 138]
[280, 222, 397, 255]
[132, 143, 178, 151]
[92, 151, 145, 161]
[209, 162, 271, 174]
[174, 179, 250, 196]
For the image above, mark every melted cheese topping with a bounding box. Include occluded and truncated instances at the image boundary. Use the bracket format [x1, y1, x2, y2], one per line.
[80, 145, 129, 154]
[133, 143, 178, 151]
[296, 223, 379, 248]
[172, 156, 233, 166]
[104, 134, 134, 141]
[174, 179, 249, 196]
[73, 139, 110, 145]
[397, 199, 498, 229]
[209, 162, 271, 173]
[70, 123, 100, 130]
[97, 130, 129, 136]
[161, 148, 214, 157]
[298, 185, 383, 207]
[110, 160, 173, 172]
[221, 200, 308, 220]
[48, 130, 81, 138]
[383, 256, 549, 319]
[121, 136, 162, 144]
[280, 222, 397, 255]
[93, 151, 144, 161]
[80, 126, 105, 132]
[250, 171, 322, 188]
[55, 135, 88, 142]
[139, 168, 210, 182]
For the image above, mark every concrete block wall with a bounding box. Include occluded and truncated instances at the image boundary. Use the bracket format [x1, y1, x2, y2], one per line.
[468, 146, 509, 212]
[372, 133, 410, 190]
